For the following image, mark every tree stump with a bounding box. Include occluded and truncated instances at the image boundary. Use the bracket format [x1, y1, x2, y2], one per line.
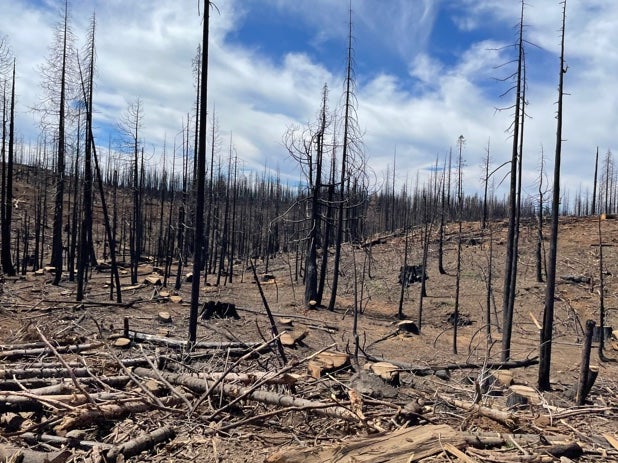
[201, 301, 240, 320]
[397, 320, 419, 335]
[509, 385, 540, 404]
[113, 337, 131, 349]
[157, 311, 172, 323]
[307, 351, 349, 379]
[144, 274, 162, 285]
[280, 330, 308, 348]
[366, 361, 400, 386]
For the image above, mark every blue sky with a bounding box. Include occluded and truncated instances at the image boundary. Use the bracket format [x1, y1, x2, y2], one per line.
[1, 0, 617, 204]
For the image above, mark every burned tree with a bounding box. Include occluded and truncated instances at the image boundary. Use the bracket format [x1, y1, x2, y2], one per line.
[1, 58, 15, 276]
[189, 0, 210, 345]
[38, 0, 76, 285]
[539, 0, 568, 391]
[118, 98, 145, 285]
[76, 14, 96, 301]
[328, 6, 366, 311]
[284, 85, 331, 307]
[501, 0, 527, 362]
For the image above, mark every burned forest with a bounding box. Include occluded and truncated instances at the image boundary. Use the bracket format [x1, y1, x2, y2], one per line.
[0, 1, 617, 462]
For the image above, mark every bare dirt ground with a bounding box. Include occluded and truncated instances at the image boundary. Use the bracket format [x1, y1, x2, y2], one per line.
[1, 215, 617, 462]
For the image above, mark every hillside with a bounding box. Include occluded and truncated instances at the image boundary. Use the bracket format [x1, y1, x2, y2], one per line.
[0, 214, 617, 462]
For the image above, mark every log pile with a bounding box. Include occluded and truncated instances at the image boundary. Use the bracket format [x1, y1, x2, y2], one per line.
[0, 292, 616, 462]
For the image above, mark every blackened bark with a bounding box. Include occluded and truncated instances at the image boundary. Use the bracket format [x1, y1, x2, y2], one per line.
[1, 60, 15, 276]
[539, 0, 567, 391]
[189, 0, 210, 345]
[76, 16, 95, 301]
[502, 0, 525, 362]
[327, 9, 353, 311]
[51, 1, 69, 285]
[591, 147, 598, 216]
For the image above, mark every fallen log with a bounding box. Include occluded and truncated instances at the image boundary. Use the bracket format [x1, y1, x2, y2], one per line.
[133, 367, 359, 423]
[265, 424, 465, 463]
[0, 367, 91, 380]
[438, 395, 518, 429]
[28, 383, 74, 396]
[42, 298, 139, 308]
[197, 371, 299, 386]
[0, 342, 103, 360]
[106, 425, 175, 462]
[236, 307, 339, 331]
[362, 352, 538, 376]
[0, 393, 46, 413]
[460, 431, 572, 448]
[124, 330, 262, 350]
[54, 396, 183, 433]
[21, 432, 113, 450]
[0, 445, 71, 463]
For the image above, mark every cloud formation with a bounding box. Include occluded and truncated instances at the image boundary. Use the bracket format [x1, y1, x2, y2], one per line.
[0, 0, 615, 204]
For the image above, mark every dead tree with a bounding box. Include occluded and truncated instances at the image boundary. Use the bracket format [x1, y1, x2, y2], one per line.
[39, 0, 76, 285]
[328, 7, 366, 311]
[502, 0, 527, 362]
[539, 0, 568, 391]
[1, 59, 15, 276]
[453, 135, 465, 355]
[591, 147, 598, 216]
[76, 15, 96, 301]
[189, 0, 210, 345]
[283, 85, 330, 306]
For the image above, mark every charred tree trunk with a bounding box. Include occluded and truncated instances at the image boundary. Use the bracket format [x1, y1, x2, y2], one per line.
[51, 2, 70, 285]
[76, 16, 96, 301]
[68, 116, 81, 282]
[597, 215, 607, 358]
[438, 156, 447, 275]
[591, 147, 598, 216]
[536, 150, 546, 283]
[90, 127, 122, 302]
[502, 0, 526, 362]
[1, 60, 15, 276]
[189, 0, 210, 345]
[539, 0, 567, 391]
[327, 9, 354, 312]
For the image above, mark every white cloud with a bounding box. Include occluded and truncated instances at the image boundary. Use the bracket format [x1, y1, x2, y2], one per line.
[1, 0, 617, 207]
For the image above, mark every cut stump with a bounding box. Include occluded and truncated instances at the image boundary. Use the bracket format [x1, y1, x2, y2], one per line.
[280, 330, 308, 347]
[144, 274, 162, 286]
[307, 351, 350, 379]
[157, 311, 172, 323]
[365, 361, 400, 386]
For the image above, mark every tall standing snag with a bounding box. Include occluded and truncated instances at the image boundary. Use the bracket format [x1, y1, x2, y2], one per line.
[42, 0, 75, 285]
[189, 0, 210, 345]
[539, 0, 568, 391]
[328, 6, 364, 311]
[1, 59, 15, 276]
[76, 15, 96, 301]
[502, 0, 527, 362]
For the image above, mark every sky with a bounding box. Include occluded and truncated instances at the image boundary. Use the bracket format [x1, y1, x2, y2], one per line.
[0, 0, 616, 205]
